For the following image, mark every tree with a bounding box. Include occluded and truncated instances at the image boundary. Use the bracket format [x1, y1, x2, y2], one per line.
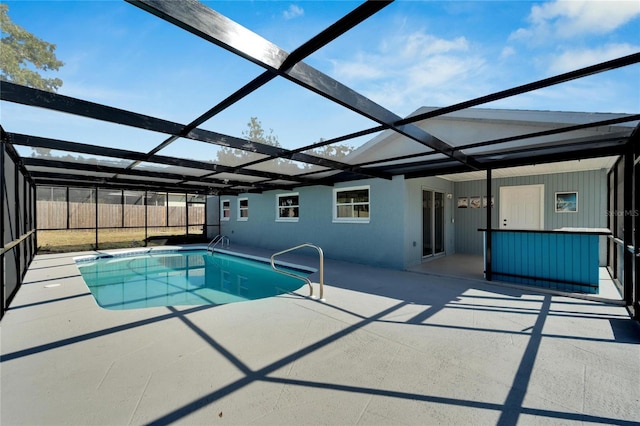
[307, 138, 354, 161]
[216, 117, 278, 166]
[0, 4, 64, 92]
[216, 117, 306, 174]
[216, 118, 356, 175]
[242, 116, 280, 147]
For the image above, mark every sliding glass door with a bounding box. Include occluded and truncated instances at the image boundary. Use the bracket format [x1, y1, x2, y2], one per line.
[422, 190, 445, 257]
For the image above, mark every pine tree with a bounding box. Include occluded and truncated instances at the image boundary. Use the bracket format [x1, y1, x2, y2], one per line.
[0, 4, 64, 92]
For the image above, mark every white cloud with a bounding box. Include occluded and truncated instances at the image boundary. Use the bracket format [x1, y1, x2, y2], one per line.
[510, 0, 640, 42]
[332, 59, 385, 80]
[490, 75, 639, 113]
[500, 46, 516, 60]
[330, 30, 485, 114]
[400, 33, 469, 58]
[547, 43, 640, 73]
[283, 4, 303, 20]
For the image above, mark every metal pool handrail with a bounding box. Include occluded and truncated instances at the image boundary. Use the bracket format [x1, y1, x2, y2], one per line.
[207, 235, 230, 253]
[270, 243, 325, 301]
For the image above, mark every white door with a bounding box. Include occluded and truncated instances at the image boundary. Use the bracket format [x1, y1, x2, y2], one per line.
[499, 185, 544, 230]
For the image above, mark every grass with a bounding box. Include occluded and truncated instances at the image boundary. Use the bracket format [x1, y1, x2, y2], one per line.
[37, 228, 208, 253]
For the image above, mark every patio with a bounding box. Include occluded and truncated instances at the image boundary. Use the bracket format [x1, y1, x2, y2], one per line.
[2, 245, 638, 425]
[2, 0, 639, 326]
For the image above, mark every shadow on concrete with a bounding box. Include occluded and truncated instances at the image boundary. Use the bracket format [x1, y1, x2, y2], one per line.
[145, 293, 637, 426]
[4, 245, 639, 425]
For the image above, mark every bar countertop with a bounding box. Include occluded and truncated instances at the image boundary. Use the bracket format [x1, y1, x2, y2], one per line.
[478, 227, 612, 235]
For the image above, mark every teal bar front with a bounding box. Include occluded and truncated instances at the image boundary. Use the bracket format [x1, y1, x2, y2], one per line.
[481, 228, 610, 294]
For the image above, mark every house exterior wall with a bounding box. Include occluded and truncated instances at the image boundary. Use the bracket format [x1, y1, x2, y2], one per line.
[218, 176, 408, 269]
[403, 176, 455, 268]
[454, 169, 608, 264]
[205, 196, 220, 239]
[210, 169, 608, 269]
[454, 177, 494, 256]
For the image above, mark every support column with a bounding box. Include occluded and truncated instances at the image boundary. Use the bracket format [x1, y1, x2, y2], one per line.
[14, 156, 20, 289]
[185, 192, 189, 236]
[31, 182, 36, 257]
[95, 187, 99, 250]
[635, 153, 640, 320]
[624, 150, 633, 305]
[121, 189, 125, 228]
[21, 170, 27, 272]
[1, 133, 6, 318]
[203, 193, 208, 238]
[144, 190, 148, 247]
[66, 187, 70, 230]
[486, 168, 492, 281]
[165, 192, 169, 231]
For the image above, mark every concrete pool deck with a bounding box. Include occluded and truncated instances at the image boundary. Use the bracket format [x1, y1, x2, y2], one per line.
[1, 245, 639, 425]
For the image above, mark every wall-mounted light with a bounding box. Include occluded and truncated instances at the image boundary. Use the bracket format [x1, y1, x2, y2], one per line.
[446, 193, 453, 199]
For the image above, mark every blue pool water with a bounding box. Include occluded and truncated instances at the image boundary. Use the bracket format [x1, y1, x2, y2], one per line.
[76, 250, 311, 310]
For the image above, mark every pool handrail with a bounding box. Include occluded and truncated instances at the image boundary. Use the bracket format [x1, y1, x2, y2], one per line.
[270, 243, 325, 301]
[207, 235, 230, 253]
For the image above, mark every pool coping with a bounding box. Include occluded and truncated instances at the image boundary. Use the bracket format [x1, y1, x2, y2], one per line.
[73, 244, 318, 275]
[73, 245, 319, 310]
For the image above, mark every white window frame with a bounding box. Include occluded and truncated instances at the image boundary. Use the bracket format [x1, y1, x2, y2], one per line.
[276, 192, 300, 222]
[333, 185, 370, 223]
[237, 197, 249, 221]
[221, 199, 231, 221]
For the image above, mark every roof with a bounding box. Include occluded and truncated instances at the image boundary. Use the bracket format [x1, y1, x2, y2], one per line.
[1, 0, 639, 195]
[347, 107, 637, 179]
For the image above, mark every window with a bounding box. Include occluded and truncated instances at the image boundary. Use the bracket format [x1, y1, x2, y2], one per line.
[238, 198, 248, 221]
[276, 193, 299, 222]
[221, 200, 230, 221]
[333, 186, 370, 223]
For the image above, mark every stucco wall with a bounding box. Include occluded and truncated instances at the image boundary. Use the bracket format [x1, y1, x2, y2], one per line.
[453, 169, 609, 264]
[205, 196, 220, 239]
[218, 176, 407, 269]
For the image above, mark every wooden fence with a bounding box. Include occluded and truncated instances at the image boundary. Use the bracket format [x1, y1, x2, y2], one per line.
[36, 201, 205, 230]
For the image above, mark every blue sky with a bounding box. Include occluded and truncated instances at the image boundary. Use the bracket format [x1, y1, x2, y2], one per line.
[2, 0, 639, 159]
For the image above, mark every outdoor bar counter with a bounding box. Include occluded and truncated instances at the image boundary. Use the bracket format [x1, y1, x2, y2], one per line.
[479, 227, 612, 293]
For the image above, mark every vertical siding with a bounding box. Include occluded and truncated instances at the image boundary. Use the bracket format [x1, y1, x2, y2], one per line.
[452, 178, 496, 255]
[492, 231, 600, 293]
[454, 170, 608, 262]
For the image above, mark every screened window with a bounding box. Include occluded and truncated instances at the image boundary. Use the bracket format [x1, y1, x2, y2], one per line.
[221, 200, 230, 221]
[276, 193, 299, 222]
[238, 198, 248, 221]
[68, 188, 96, 228]
[37, 186, 66, 202]
[333, 186, 370, 223]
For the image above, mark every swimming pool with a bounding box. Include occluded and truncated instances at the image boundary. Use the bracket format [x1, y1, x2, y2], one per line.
[75, 249, 313, 310]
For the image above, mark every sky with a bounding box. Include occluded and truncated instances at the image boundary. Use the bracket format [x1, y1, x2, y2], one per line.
[2, 0, 639, 161]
